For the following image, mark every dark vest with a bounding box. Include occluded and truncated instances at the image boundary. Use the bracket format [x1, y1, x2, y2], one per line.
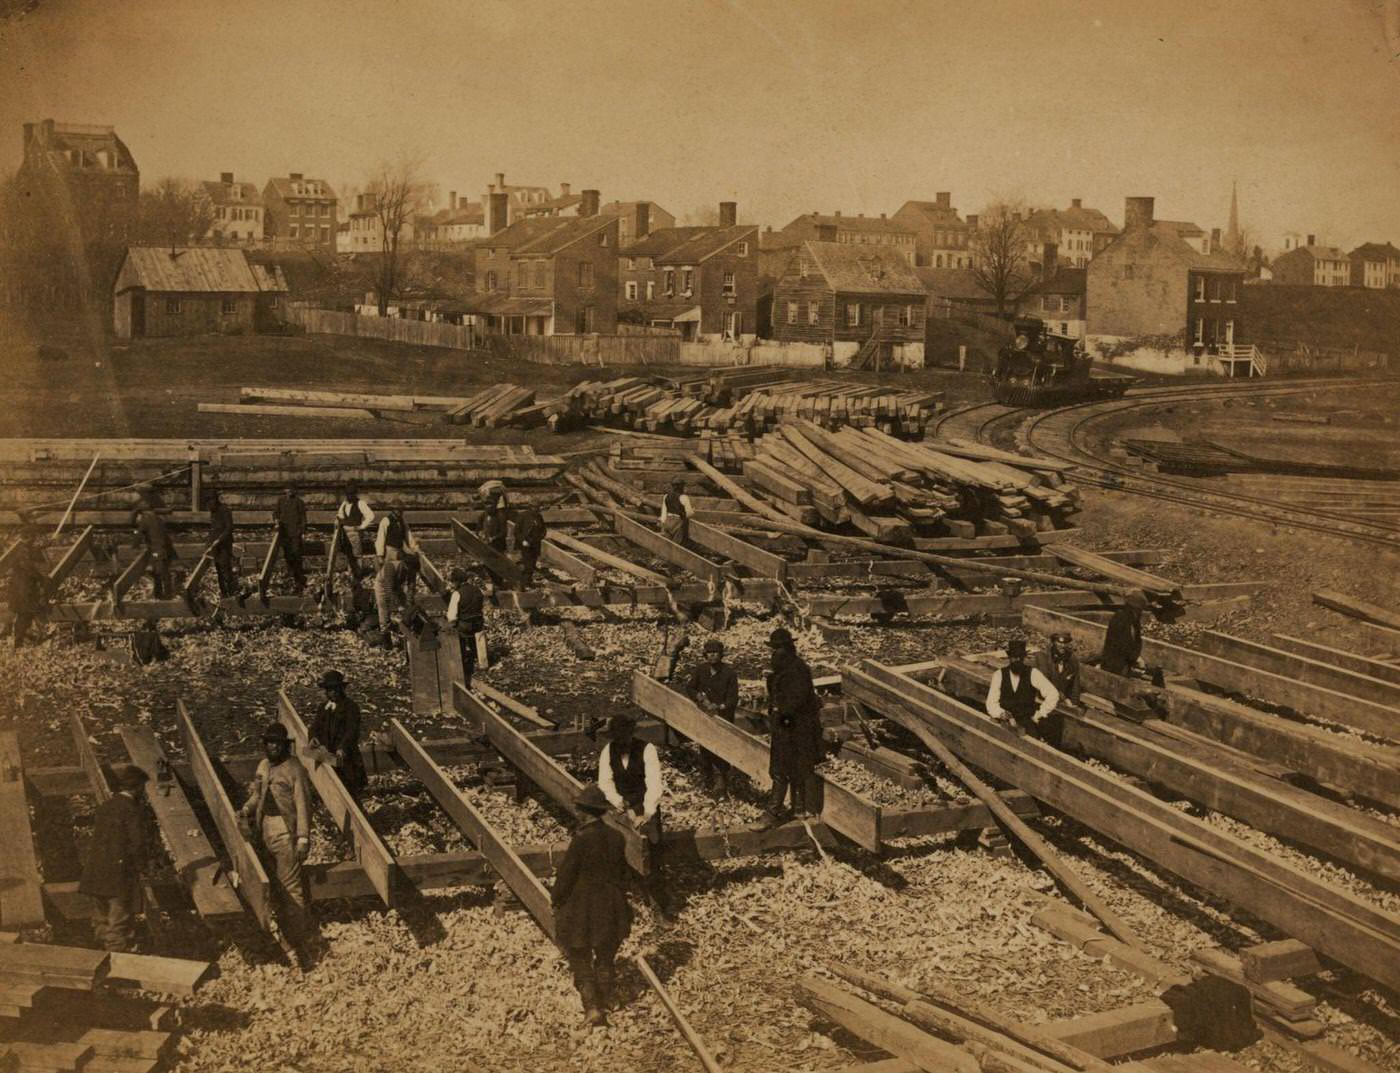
[454, 584, 484, 633]
[384, 514, 408, 550]
[343, 499, 364, 528]
[999, 667, 1040, 719]
[664, 491, 688, 517]
[608, 739, 649, 809]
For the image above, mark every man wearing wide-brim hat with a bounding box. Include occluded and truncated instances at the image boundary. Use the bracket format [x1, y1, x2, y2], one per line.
[763, 626, 825, 824]
[552, 782, 633, 1027]
[79, 764, 149, 952]
[309, 669, 367, 797]
[986, 638, 1061, 740]
[1100, 589, 1150, 677]
[688, 637, 739, 795]
[239, 722, 314, 953]
[1035, 630, 1083, 708]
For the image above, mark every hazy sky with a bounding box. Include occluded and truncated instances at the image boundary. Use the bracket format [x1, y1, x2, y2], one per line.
[2, 0, 1397, 249]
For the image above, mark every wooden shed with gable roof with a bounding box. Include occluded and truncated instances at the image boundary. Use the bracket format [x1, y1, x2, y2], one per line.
[113, 246, 287, 339]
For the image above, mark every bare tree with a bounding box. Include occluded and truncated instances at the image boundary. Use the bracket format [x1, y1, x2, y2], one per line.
[134, 178, 214, 249]
[364, 154, 432, 315]
[969, 201, 1038, 316]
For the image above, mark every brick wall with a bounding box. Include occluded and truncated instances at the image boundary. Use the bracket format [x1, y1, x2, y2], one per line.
[1085, 233, 1191, 339]
[551, 218, 619, 333]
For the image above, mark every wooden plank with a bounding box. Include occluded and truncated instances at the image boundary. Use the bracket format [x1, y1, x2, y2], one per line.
[176, 701, 275, 931]
[472, 682, 554, 729]
[433, 625, 464, 714]
[3, 1041, 94, 1070]
[388, 720, 555, 943]
[451, 518, 523, 587]
[548, 530, 666, 586]
[104, 951, 217, 997]
[0, 733, 46, 928]
[198, 402, 377, 419]
[1190, 947, 1316, 1019]
[255, 528, 280, 595]
[1240, 939, 1321, 983]
[635, 954, 725, 1073]
[797, 976, 979, 1073]
[803, 589, 1115, 619]
[1048, 544, 1180, 597]
[405, 629, 445, 716]
[843, 661, 1400, 992]
[1313, 590, 1400, 632]
[631, 673, 881, 852]
[0, 943, 108, 987]
[45, 526, 93, 592]
[540, 539, 599, 586]
[179, 542, 215, 607]
[116, 727, 243, 920]
[1024, 607, 1399, 741]
[454, 684, 649, 874]
[239, 387, 423, 411]
[1197, 630, 1400, 710]
[687, 519, 787, 581]
[613, 511, 724, 586]
[277, 692, 398, 906]
[1271, 635, 1400, 687]
[109, 550, 150, 605]
[1038, 1002, 1178, 1059]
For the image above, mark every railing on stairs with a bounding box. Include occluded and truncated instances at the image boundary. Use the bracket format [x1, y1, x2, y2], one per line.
[1217, 343, 1267, 378]
[851, 326, 885, 371]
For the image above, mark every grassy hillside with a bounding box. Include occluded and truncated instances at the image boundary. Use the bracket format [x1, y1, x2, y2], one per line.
[1243, 283, 1400, 354]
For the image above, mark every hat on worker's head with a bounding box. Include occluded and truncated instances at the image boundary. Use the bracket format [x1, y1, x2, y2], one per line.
[576, 782, 611, 815]
[1125, 590, 1150, 610]
[449, 566, 469, 585]
[670, 476, 685, 488]
[114, 764, 149, 791]
[261, 723, 291, 744]
[1050, 631, 1073, 645]
[702, 638, 724, 655]
[1005, 638, 1028, 659]
[768, 626, 795, 649]
[345, 483, 359, 496]
[606, 712, 638, 740]
[318, 669, 346, 690]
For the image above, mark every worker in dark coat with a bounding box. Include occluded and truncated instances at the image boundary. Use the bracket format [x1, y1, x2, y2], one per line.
[764, 627, 825, 823]
[1101, 591, 1148, 676]
[133, 489, 176, 598]
[688, 638, 739, 794]
[240, 723, 314, 956]
[7, 531, 49, 648]
[445, 566, 486, 690]
[309, 669, 367, 796]
[552, 782, 632, 1027]
[1035, 631, 1083, 706]
[515, 503, 546, 588]
[659, 477, 692, 546]
[207, 488, 238, 598]
[79, 765, 149, 952]
[272, 485, 307, 594]
[479, 497, 508, 589]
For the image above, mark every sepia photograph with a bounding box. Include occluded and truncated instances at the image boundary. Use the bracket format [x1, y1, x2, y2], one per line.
[0, 1, 1398, 1070]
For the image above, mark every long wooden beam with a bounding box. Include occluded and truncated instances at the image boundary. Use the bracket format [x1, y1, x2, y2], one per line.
[1196, 630, 1400, 710]
[631, 672, 881, 852]
[45, 525, 94, 593]
[451, 518, 522, 587]
[937, 658, 1400, 884]
[109, 549, 150, 606]
[1271, 634, 1400, 687]
[454, 683, 649, 874]
[540, 539, 599, 586]
[687, 518, 788, 581]
[547, 530, 666, 585]
[117, 727, 244, 920]
[277, 691, 398, 906]
[1313, 590, 1400, 632]
[387, 720, 556, 942]
[612, 510, 724, 586]
[0, 732, 46, 927]
[1025, 607, 1399, 741]
[843, 661, 1400, 991]
[176, 700, 274, 931]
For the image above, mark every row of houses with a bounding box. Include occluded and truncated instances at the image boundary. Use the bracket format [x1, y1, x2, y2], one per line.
[1270, 239, 1400, 289]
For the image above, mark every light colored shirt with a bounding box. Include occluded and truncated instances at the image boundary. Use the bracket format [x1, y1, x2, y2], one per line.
[374, 516, 417, 558]
[660, 495, 693, 522]
[336, 497, 376, 529]
[597, 741, 663, 820]
[985, 666, 1060, 723]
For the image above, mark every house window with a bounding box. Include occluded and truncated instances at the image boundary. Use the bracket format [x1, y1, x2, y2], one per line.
[737, 242, 749, 256]
[786, 301, 798, 325]
[646, 281, 655, 300]
[1208, 277, 1220, 302]
[846, 303, 861, 327]
[320, 226, 329, 243]
[321, 204, 330, 218]
[289, 225, 299, 239]
[722, 271, 736, 295]
[486, 271, 497, 291]
[221, 298, 236, 315]
[935, 254, 944, 267]
[1193, 317, 1205, 345]
[681, 268, 693, 293]
[576, 306, 594, 333]
[1060, 322, 1069, 334]
[598, 232, 609, 247]
[901, 304, 915, 327]
[625, 281, 638, 301]
[166, 298, 183, 315]
[517, 263, 528, 288]
[1226, 279, 1238, 303]
[664, 269, 675, 295]
[1194, 276, 1206, 301]
[578, 261, 594, 288]
[807, 302, 819, 325]
[534, 261, 547, 288]
[626, 258, 636, 270]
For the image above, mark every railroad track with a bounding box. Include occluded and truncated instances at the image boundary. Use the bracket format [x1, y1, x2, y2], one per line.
[998, 378, 1400, 549]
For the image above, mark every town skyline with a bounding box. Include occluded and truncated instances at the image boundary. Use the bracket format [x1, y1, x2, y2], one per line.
[2, 0, 1398, 250]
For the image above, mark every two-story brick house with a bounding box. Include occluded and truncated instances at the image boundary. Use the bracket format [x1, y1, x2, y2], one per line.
[777, 212, 917, 265]
[470, 213, 619, 335]
[1270, 239, 1351, 286]
[771, 241, 926, 367]
[199, 173, 263, 245]
[262, 173, 337, 251]
[1349, 243, 1400, 289]
[617, 202, 758, 341]
[891, 194, 972, 268]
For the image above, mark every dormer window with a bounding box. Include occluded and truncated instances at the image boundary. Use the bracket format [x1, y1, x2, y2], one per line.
[737, 241, 749, 256]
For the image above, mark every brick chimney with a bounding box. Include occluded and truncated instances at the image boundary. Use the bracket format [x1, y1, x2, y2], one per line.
[495, 172, 506, 189]
[289, 172, 303, 181]
[488, 191, 509, 235]
[580, 189, 600, 217]
[221, 171, 234, 185]
[634, 202, 651, 240]
[1043, 242, 1058, 274]
[1071, 198, 1082, 209]
[936, 192, 951, 209]
[966, 214, 979, 230]
[1124, 197, 1155, 231]
[449, 190, 457, 210]
[719, 201, 737, 227]
[1210, 227, 1222, 252]
[560, 182, 571, 197]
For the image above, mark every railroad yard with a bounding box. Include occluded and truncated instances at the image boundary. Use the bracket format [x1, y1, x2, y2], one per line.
[1, 355, 1398, 1073]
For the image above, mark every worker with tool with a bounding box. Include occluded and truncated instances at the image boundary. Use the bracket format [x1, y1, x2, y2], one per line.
[7, 528, 49, 648]
[597, 712, 671, 920]
[207, 488, 238, 598]
[659, 476, 692, 546]
[985, 638, 1061, 740]
[479, 490, 509, 588]
[133, 488, 177, 598]
[240, 722, 315, 961]
[308, 669, 367, 797]
[79, 764, 149, 952]
[688, 638, 739, 795]
[1100, 590, 1149, 677]
[764, 626, 825, 824]
[515, 500, 547, 588]
[272, 485, 308, 594]
[1035, 631, 1083, 708]
[445, 566, 486, 692]
[372, 504, 417, 640]
[336, 483, 376, 580]
[552, 782, 633, 1028]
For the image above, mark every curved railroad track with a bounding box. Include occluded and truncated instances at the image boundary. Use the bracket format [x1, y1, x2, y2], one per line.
[951, 377, 1400, 550]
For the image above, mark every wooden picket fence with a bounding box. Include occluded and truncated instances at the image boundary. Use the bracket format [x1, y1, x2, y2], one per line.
[485, 333, 682, 366]
[287, 305, 484, 351]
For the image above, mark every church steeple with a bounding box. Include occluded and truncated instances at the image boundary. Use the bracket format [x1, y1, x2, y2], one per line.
[1226, 180, 1242, 255]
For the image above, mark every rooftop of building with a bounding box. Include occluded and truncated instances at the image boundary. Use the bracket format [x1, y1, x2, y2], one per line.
[801, 241, 926, 295]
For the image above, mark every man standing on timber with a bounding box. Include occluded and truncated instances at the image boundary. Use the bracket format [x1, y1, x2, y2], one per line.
[659, 476, 692, 546]
[335, 483, 376, 581]
[1101, 590, 1149, 676]
[597, 712, 670, 919]
[240, 723, 314, 955]
[272, 485, 307, 594]
[133, 488, 176, 599]
[479, 493, 509, 588]
[1035, 631, 1082, 707]
[372, 504, 416, 638]
[986, 638, 1061, 742]
[79, 764, 149, 952]
[478, 479, 509, 514]
[7, 530, 49, 647]
[689, 638, 739, 795]
[207, 488, 238, 598]
[553, 783, 633, 1027]
[309, 669, 367, 797]
[515, 501, 546, 588]
[764, 627, 825, 823]
[445, 566, 486, 691]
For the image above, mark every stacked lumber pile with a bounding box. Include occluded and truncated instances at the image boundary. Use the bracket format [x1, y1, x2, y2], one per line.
[667, 366, 798, 404]
[443, 384, 536, 427]
[0, 941, 215, 1073]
